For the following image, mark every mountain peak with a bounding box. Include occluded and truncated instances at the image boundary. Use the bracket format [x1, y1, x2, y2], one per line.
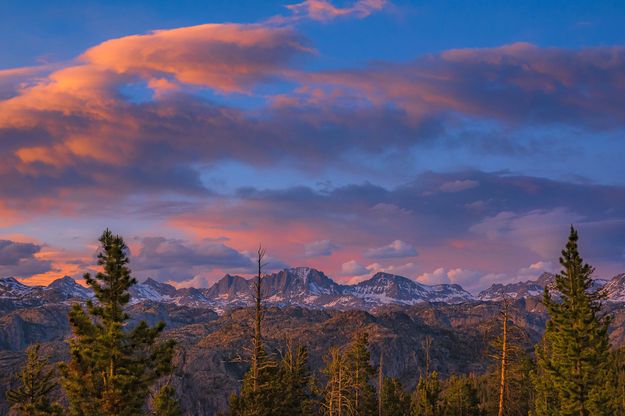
[143, 277, 165, 287]
[48, 276, 77, 287]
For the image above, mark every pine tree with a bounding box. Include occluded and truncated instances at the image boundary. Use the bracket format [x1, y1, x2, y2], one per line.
[533, 227, 615, 416]
[411, 336, 440, 416]
[272, 340, 314, 415]
[439, 374, 481, 416]
[321, 347, 353, 416]
[345, 332, 377, 416]
[411, 371, 441, 416]
[380, 377, 411, 416]
[151, 384, 182, 416]
[60, 229, 175, 416]
[6, 344, 63, 416]
[610, 346, 625, 416]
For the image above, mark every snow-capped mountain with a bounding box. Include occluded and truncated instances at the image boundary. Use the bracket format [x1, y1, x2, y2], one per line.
[130, 278, 210, 307]
[603, 273, 625, 303]
[0, 277, 33, 298]
[202, 268, 474, 311]
[44, 276, 92, 301]
[3, 268, 624, 313]
[478, 273, 554, 301]
[346, 272, 474, 305]
[479, 272, 612, 301]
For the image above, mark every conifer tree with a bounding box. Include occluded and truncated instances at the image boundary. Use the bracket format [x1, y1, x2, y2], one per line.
[321, 347, 353, 416]
[533, 227, 615, 415]
[5, 344, 63, 416]
[439, 374, 481, 416]
[272, 340, 314, 415]
[60, 229, 175, 416]
[411, 336, 440, 416]
[411, 371, 441, 416]
[610, 346, 625, 416]
[151, 384, 182, 416]
[345, 332, 377, 416]
[380, 377, 411, 416]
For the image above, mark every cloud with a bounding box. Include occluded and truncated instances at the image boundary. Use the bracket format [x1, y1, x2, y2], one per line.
[0, 239, 53, 278]
[304, 239, 339, 257]
[167, 169, 625, 289]
[284, 0, 387, 22]
[303, 43, 625, 127]
[131, 236, 254, 282]
[82, 23, 310, 93]
[440, 179, 479, 193]
[2, 37, 625, 221]
[341, 259, 369, 276]
[364, 239, 417, 258]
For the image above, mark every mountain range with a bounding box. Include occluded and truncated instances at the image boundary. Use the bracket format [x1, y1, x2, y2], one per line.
[2, 268, 625, 415]
[2, 267, 625, 314]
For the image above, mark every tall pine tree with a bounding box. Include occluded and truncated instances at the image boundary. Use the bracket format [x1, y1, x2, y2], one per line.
[151, 384, 182, 416]
[438, 374, 481, 416]
[345, 332, 377, 416]
[380, 377, 411, 416]
[321, 347, 353, 416]
[272, 340, 315, 415]
[60, 229, 175, 416]
[533, 227, 614, 416]
[6, 344, 63, 416]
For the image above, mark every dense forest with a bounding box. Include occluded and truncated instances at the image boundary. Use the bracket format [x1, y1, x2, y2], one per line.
[5, 228, 625, 415]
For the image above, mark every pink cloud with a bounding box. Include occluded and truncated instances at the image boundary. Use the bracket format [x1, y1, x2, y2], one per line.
[82, 23, 310, 93]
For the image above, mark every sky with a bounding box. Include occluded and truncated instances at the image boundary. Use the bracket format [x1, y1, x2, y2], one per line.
[1, 0, 625, 292]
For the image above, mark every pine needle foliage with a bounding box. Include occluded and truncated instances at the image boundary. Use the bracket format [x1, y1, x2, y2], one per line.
[6, 344, 63, 416]
[60, 229, 175, 416]
[533, 227, 615, 416]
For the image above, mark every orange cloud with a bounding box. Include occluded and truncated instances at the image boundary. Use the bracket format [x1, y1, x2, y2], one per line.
[82, 23, 310, 93]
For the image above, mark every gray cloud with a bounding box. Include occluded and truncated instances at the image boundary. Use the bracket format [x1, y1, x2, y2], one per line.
[363, 240, 417, 259]
[304, 239, 339, 257]
[131, 237, 254, 282]
[0, 240, 52, 277]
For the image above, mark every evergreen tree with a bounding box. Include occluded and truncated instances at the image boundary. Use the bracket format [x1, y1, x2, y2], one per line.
[380, 377, 411, 416]
[439, 374, 481, 416]
[533, 227, 615, 415]
[411, 371, 441, 416]
[411, 336, 440, 416]
[272, 341, 315, 415]
[6, 344, 63, 416]
[151, 384, 182, 416]
[610, 346, 625, 416]
[60, 229, 175, 416]
[321, 347, 353, 416]
[345, 333, 377, 416]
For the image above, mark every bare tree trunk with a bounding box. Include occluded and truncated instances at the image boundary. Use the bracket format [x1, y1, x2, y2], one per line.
[252, 246, 266, 393]
[338, 363, 343, 416]
[378, 350, 383, 416]
[423, 335, 432, 382]
[498, 298, 509, 416]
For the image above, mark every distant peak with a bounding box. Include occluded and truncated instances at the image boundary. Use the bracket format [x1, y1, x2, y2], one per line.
[143, 277, 162, 286]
